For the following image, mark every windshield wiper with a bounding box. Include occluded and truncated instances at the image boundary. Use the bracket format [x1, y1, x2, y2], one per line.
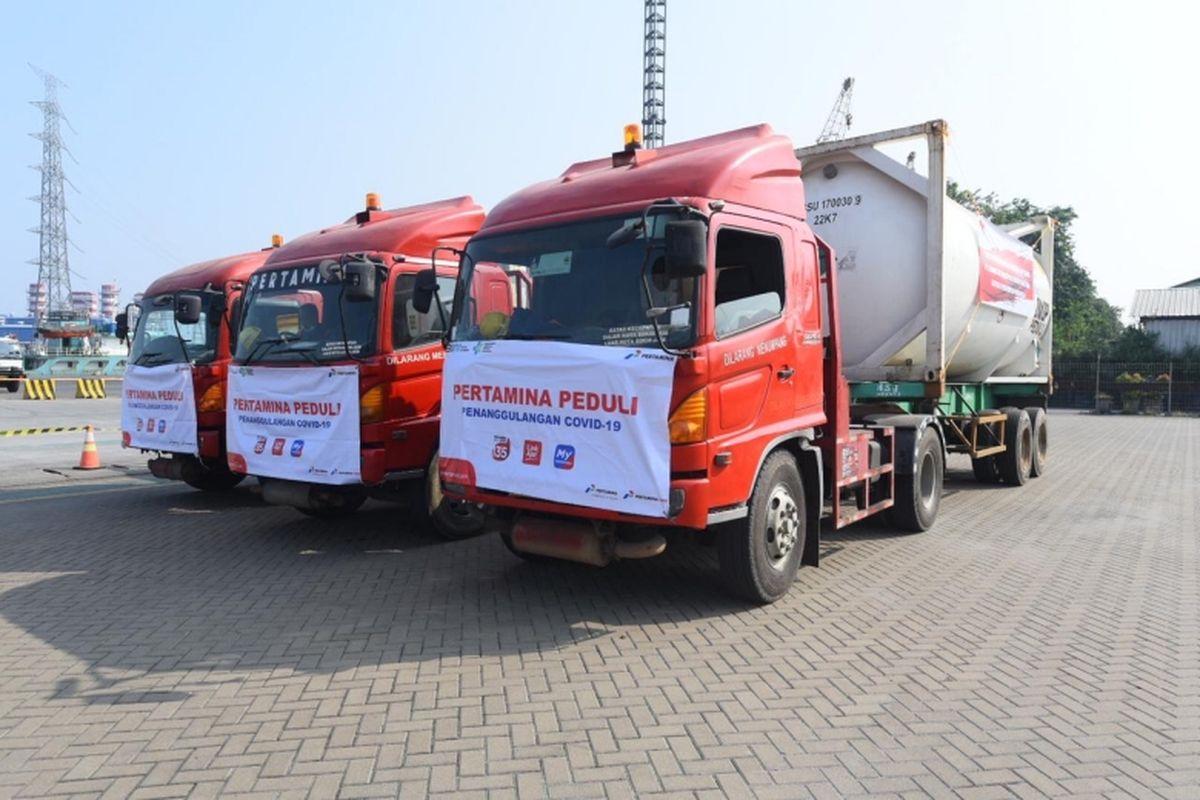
[282, 341, 321, 365]
[134, 352, 173, 366]
[504, 333, 572, 341]
[242, 336, 286, 364]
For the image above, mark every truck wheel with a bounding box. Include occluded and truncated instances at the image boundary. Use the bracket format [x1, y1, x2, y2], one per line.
[183, 459, 246, 492]
[888, 426, 943, 532]
[425, 451, 485, 540]
[998, 407, 1033, 486]
[4, 381, 17, 393]
[717, 451, 805, 604]
[1029, 407, 1048, 478]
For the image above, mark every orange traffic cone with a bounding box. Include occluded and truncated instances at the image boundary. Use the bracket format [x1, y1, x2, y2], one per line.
[75, 424, 102, 470]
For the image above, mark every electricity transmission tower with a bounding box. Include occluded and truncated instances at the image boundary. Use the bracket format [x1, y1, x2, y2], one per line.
[816, 77, 855, 143]
[642, 0, 666, 148]
[28, 64, 75, 323]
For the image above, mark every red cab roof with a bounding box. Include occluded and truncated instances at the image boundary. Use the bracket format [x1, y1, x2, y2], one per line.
[265, 196, 484, 267]
[143, 249, 274, 297]
[480, 125, 807, 235]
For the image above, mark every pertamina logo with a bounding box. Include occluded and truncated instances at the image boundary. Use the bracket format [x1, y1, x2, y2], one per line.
[271, 438, 286, 456]
[492, 436, 511, 461]
[553, 444, 576, 470]
[522, 440, 542, 466]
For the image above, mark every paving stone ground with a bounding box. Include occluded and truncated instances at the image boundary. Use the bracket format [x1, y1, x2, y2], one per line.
[0, 412, 1196, 799]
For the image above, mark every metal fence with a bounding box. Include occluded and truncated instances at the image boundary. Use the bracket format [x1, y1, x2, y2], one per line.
[1051, 360, 1200, 415]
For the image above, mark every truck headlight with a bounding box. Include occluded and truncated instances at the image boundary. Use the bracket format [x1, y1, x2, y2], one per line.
[360, 384, 385, 425]
[198, 382, 224, 413]
[668, 389, 706, 444]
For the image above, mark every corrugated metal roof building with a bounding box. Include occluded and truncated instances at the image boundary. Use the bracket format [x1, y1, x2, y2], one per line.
[1130, 286, 1200, 355]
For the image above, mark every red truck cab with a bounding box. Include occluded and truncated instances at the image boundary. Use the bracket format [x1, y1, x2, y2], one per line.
[437, 126, 908, 602]
[122, 242, 278, 490]
[227, 195, 512, 536]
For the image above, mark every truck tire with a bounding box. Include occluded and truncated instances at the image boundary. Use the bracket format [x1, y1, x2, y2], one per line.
[1029, 407, 1048, 478]
[998, 407, 1033, 486]
[717, 451, 805, 604]
[888, 426, 943, 532]
[4, 381, 17, 393]
[183, 458, 246, 492]
[425, 451, 486, 540]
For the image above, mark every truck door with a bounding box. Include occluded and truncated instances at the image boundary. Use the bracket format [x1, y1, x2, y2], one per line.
[795, 238, 825, 419]
[706, 221, 797, 504]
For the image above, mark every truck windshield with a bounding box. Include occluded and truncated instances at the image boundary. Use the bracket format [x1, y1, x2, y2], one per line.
[234, 265, 378, 363]
[451, 214, 699, 349]
[129, 294, 221, 366]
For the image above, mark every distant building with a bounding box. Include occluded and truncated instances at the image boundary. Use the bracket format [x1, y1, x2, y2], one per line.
[70, 290, 100, 317]
[1129, 278, 1200, 355]
[27, 283, 47, 317]
[101, 283, 120, 321]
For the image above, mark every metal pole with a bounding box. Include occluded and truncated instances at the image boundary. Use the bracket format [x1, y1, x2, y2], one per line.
[1094, 352, 1101, 412]
[1168, 361, 1173, 415]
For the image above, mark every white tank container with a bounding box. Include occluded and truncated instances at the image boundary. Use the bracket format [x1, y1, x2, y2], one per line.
[797, 125, 1053, 385]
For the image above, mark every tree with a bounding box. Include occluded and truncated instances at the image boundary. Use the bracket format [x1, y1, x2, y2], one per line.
[1106, 326, 1168, 361]
[948, 183, 1127, 359]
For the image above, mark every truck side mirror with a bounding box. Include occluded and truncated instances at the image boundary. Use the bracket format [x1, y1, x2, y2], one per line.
[115, 312, 129, 342]
[175, 294, 202, 325]
[664, 220, 708, 278]
[207, 292, 226, 316]
[343, 260, 376, 303]
[411, 268, 438, 314]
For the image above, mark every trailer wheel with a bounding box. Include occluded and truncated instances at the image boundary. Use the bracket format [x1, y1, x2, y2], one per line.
[425, 450, 485, 540]
[717, 451, 805, 604]
[971, 455, 1001, 484]
[998, 407, 1033, 486]
[1029, 407, 1048, 478]
[183, 458, 246, 492]
[888, 426, 943, 532]
[967, 412, 1003, 484]
[4, 380, 17, 393]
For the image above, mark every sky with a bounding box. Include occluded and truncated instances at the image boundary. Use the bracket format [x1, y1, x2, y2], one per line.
[2, 0, 1197, 320]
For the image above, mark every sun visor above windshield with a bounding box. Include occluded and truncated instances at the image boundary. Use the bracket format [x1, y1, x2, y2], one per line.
[482, 125, 807, 234]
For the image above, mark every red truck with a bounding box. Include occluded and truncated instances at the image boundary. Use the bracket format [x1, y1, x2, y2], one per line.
[227, 194, 516, 537]
[425, 122, 1054, 603]
[119, 239, 280, 490]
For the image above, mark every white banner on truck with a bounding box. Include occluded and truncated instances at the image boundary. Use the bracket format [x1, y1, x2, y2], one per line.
[121, 364, 198, 454]
[976, 217, 1037, 318]
[226, 365, 361, 485]
[440, 341, 676, 518]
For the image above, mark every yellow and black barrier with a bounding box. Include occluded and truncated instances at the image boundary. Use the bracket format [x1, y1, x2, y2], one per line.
[22, 379, 57, 400]
[75, 378, 107, 399]
[0, 425, 109, 437]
